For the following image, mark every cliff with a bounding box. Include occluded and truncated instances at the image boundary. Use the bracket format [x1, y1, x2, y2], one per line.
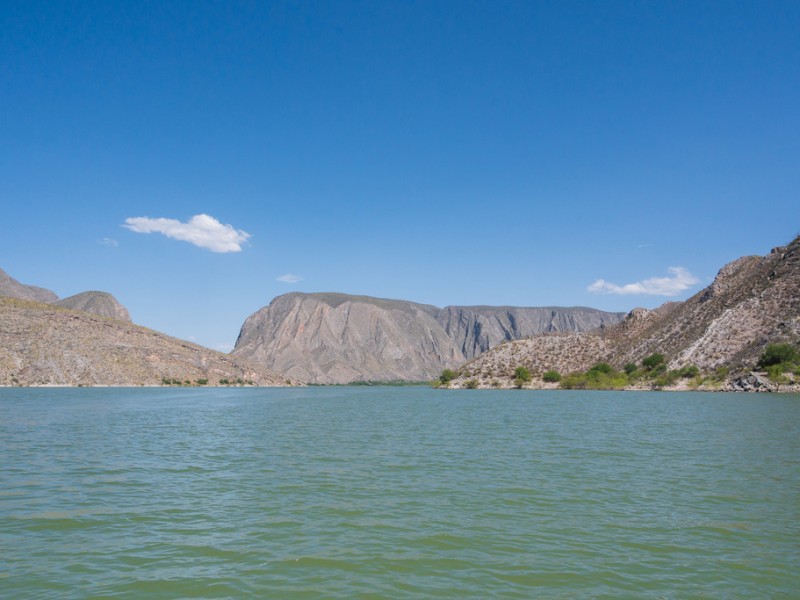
[232, 292, 625, 384]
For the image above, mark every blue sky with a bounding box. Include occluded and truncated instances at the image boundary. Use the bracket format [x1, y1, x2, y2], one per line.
[2, 1, 798, 351]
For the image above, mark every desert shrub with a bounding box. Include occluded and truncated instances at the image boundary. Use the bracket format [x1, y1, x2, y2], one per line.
[542, 370, 561, 383]
[624, 363, 638, 375]
[587, 362, 613, 376]
[652, 370, 680, 389]
[560, 372, 588, 389]
[196, 378, 208, 385]
[766, 364, 789, 384]
[439, 369, 457, 385]
[466, 379, 478, 389]
[514, 366, 532, 388]
[514, 366, 532, 382]
[642, 353, 665, 370]
[678, 365, 699, 378]
[758, 343, 799, 368]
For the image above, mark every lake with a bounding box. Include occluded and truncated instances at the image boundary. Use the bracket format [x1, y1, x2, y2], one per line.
[1, 387, 798, 598]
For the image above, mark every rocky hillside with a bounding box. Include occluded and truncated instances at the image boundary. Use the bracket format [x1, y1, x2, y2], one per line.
[232, 292, 624, 384]
[450, 235, 800, 388]
[0, 297, 292, 387]
[0, 268, 58, 303]
[1, 267, 134, 321]
[54, 291, 132, 322]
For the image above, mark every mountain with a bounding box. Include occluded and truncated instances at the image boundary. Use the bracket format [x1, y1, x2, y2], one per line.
[0, 297, 292, 387]
[437, 305, 626, 359]
[55, 291, 132, 322]
[450, 235, 800, 387]
[232, 292, 625, 384]
[0, 268, 133, 322]
[0, 268, 59, 303]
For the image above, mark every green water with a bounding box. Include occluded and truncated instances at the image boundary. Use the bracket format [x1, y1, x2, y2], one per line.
[1, 388, 798, 598]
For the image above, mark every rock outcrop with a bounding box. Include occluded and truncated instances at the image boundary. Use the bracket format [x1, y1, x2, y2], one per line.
[0, 297, 292, 387]
[0, 268, 59, 303]
[232, 292, 625, 384]
[450, 235, 800, 388]
[54, 291, 132, 322]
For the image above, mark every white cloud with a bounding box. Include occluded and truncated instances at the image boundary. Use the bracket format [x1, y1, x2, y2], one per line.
[277, 274, 303, 283]
[214, 342, 234, 352]
[98, 237, 118, 247]
[588, 267, 699, 296]
[122, 214, 250, 253]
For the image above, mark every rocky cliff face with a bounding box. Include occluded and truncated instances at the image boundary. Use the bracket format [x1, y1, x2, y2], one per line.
[232, 293, 464, 384]
[0, 297, 291, 386]
[232, 292, 625, 384]
[451, 236, 800, 386]
[54, 291, 132, 322]
[0, 268, 59, 303]
[437, 305, 624, 359]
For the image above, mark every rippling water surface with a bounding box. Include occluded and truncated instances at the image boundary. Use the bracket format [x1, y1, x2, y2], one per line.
[1, 387, 798, 598]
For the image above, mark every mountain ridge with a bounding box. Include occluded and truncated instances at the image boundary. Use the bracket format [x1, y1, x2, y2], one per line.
[232, 292, 625, 383]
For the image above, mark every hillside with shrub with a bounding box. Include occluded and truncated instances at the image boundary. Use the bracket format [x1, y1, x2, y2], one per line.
[445, 235, 800, 392]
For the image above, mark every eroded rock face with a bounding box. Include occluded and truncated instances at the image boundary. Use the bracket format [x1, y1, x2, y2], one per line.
[232, 293, 464, 384]
[232, 293, 625, 384]
[437, 306, 624, 359]
[55, 291, 132, 322]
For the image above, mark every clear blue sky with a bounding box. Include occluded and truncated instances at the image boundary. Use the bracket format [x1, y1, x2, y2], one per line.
[2, 1, 798, 351]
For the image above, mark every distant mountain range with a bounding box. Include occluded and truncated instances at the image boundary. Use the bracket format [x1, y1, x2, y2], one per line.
[0, 268, 130, 322]
[231, 292, 625, 384]
[3, 234, 798, 388]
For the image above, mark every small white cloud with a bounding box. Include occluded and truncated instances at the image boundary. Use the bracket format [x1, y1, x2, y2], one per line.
[122, 214, 250, 253]
[214, 342, 234, 352]
[588, 267, 699, 296]
[98, 237, 119, 247]
[277, 274, 303, 283]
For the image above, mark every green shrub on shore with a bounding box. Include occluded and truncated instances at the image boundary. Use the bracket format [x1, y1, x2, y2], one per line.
[758, 343, 799, 368]
[560, 363, 628, 390]
[542, 370, 561, 383]
[437, 369, 457, 386]
[514, 366, 532, 388]
[642, 353, 665, 370]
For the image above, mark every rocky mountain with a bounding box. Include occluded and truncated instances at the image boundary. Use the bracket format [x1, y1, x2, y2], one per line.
[1, 268, 134, 322]
[0, 297, 292, 387]
[0, 268, 59, 303]
[450, 235, 800, 387]
[232, 292, 625, 384]
[437, 305, 625, 359]
[55, 291, 132, 322]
